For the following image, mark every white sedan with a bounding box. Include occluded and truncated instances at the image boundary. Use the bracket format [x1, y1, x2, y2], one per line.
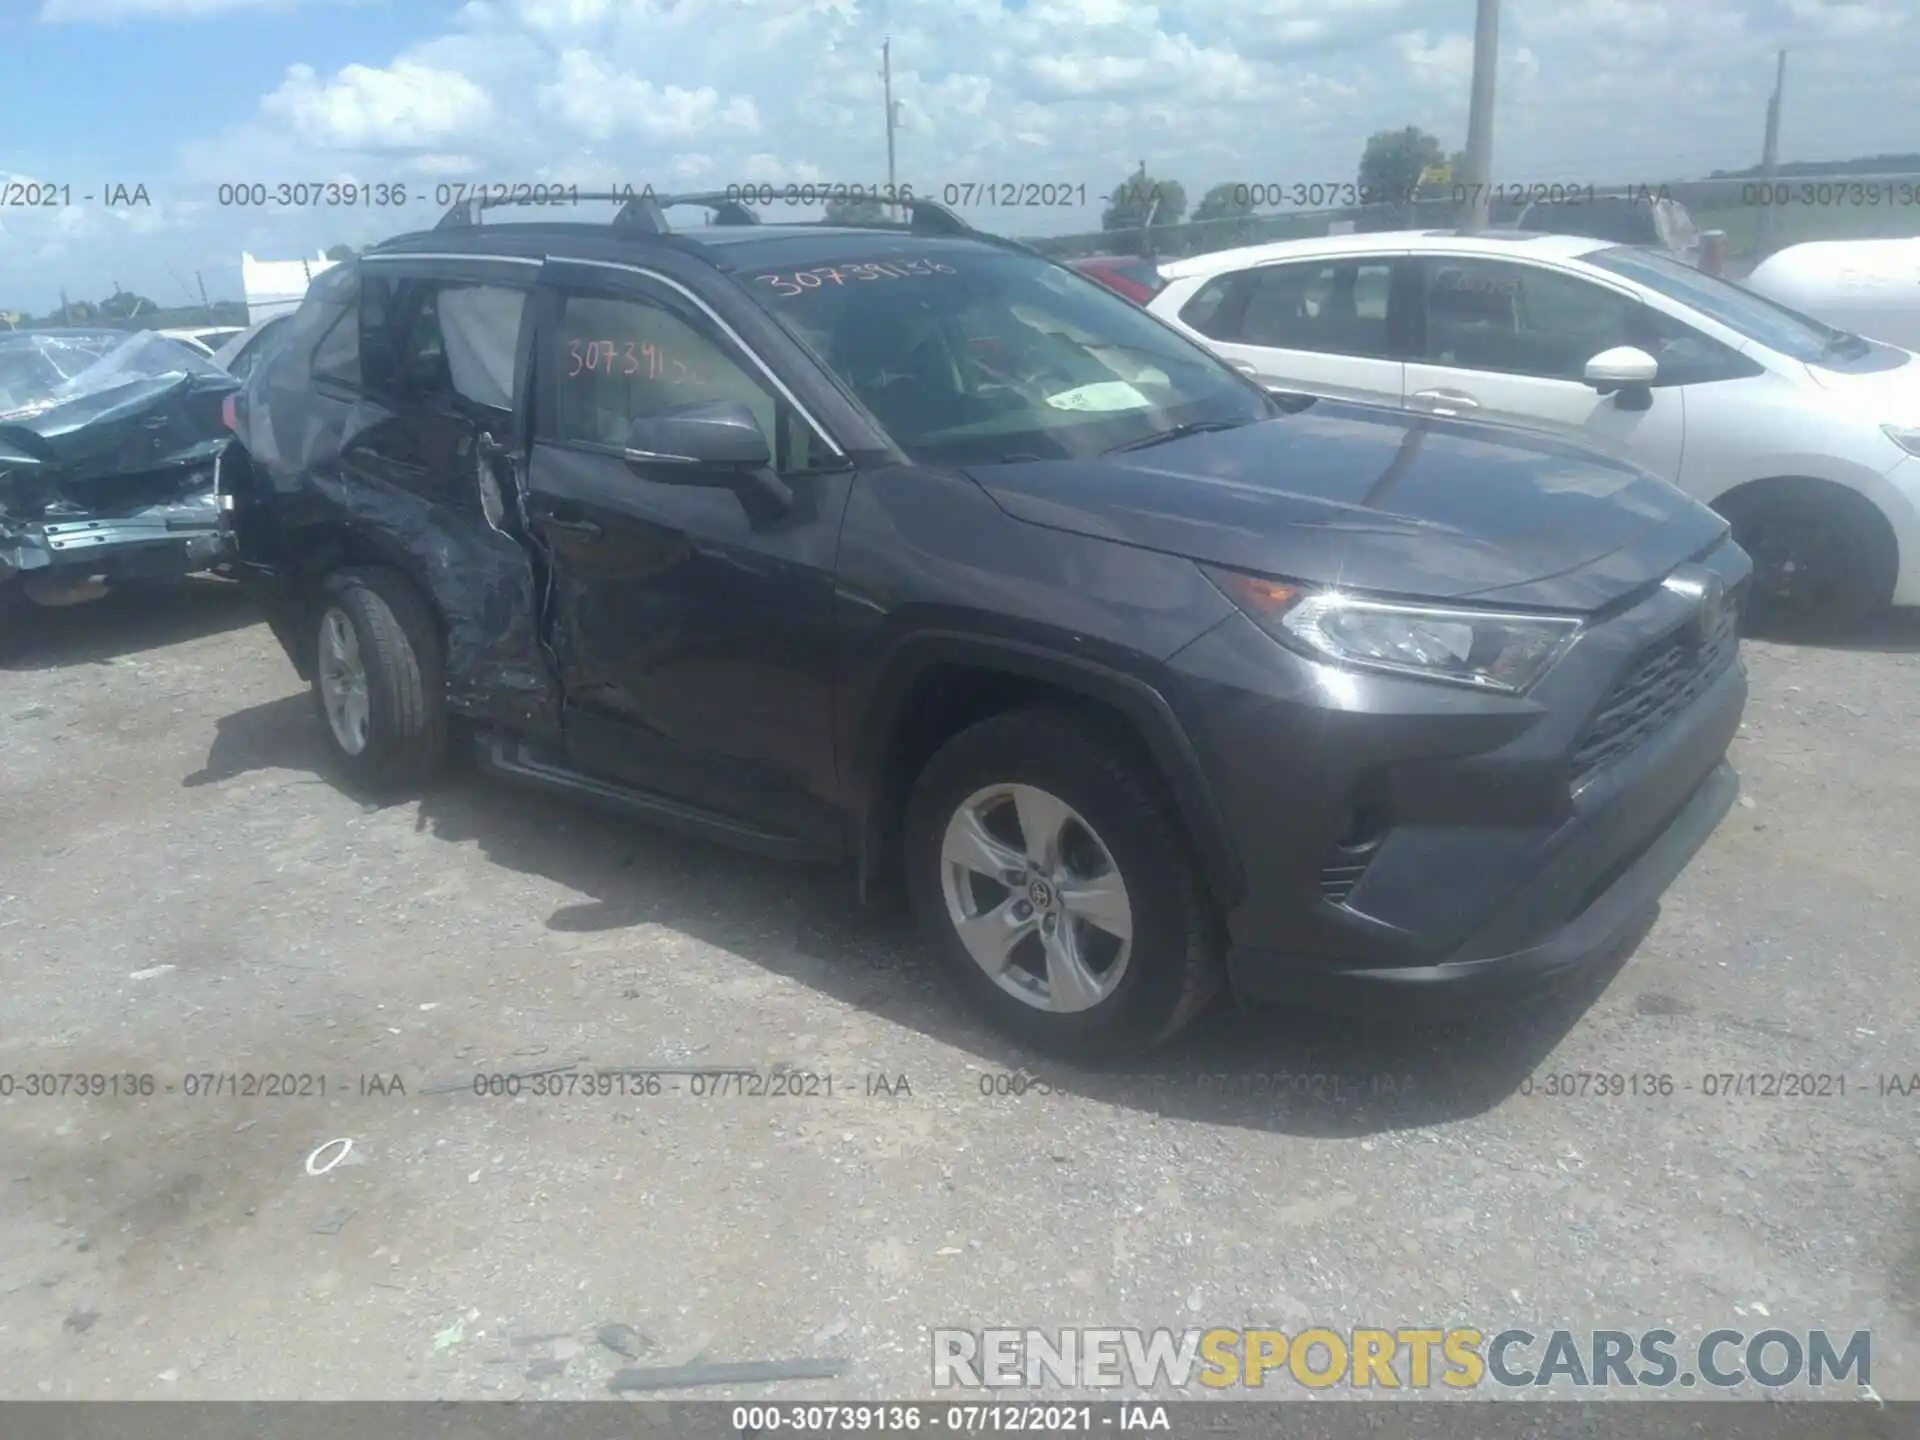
[1147, 231, 1920, 632]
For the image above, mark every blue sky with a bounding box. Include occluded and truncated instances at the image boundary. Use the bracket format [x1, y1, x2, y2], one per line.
[2, 0, 1917, 315]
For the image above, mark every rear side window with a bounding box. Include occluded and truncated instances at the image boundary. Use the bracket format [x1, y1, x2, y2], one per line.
[1179, 273, 1245, 337]
[310, 306, 360, 387]
[1230, 259, 1397, 358]
[361, 275, 527, 413]
[228, 321, 290, 381]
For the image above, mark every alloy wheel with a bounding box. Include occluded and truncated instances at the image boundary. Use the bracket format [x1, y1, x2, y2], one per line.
[937, 782, 1134, 1013]
[317, 606, 371, 756]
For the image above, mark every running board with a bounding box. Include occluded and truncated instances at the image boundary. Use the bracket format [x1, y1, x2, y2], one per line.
[474, 732, 831, 862]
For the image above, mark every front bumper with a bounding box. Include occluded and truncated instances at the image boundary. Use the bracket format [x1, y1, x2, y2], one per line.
[1227, 758, 1737, 1013]
[1165, 537, 1751, 1014]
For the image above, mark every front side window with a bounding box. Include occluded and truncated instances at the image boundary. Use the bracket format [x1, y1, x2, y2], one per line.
[546, 291, 826, 473]
[1234, 259, 1396, 358]
[1419, 258, 1639, 381]
[741, 245, 1267, 465]
[1632, 308, 1761, 386]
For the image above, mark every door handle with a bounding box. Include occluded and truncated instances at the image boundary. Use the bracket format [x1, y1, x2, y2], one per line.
[540, 516, 604, 540]
[1412, 389, 1479, 412]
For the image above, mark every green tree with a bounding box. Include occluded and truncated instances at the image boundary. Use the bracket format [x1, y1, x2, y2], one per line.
[1358, 125, 1446, 206]
[1191, 181, 1259, 246]
[822, 196, 891, 226]
[1101, 172, 1186, 235]
[97, 290, 158, 320]
[1192, 181, 1256, 223]
[324, 243, 358, 261]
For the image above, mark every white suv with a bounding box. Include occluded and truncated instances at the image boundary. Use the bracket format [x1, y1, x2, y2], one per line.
[1148, 231, 1920, 632]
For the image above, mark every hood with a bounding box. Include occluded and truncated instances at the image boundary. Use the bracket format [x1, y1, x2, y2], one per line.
[965, 399, 1730, 612]
[0, 333, 236, 522]
[1800, 349, 1920, 425]
[0, 372, 231, 484]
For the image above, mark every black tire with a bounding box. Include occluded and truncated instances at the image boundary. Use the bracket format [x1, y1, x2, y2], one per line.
[1718, 482, 1897, 638]
[903, 706, 1221, 1063]
[309, 567, 448, 793]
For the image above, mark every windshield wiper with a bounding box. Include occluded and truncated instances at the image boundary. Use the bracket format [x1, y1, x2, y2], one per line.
[1822, 329, 1871, 358]
[1103, 418, 1252, 455]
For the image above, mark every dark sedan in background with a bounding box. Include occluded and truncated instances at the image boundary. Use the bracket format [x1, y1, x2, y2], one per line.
[1069, 253, 1167, 304]
[0, 328, 237, 620]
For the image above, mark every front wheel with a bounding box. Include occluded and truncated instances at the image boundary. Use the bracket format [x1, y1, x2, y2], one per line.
[309, 567, 448, 793]
[903, 707, 1221, 1062]
[1719, 483, 1897, 638]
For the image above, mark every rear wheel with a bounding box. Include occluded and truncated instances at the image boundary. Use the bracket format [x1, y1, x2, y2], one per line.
[903, 707, 1220, 1062]
[1718, 482, 1897, 637]
[309, 567, 448, 793]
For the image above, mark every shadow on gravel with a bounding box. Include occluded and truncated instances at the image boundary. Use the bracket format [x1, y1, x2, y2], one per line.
[191, 693, 1640, 1140]
[1755, 608, 1920, 656]
[183, 692, 322, 788]
[0, 575, 258, 672]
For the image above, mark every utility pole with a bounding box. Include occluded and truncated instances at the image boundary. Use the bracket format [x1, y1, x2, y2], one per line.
[196, 270, 212, 323]
[60, 287, 71, 326]
[1756, 49, 1787, 254]
[881, 38, 898, 199]
[1459, 0, 1501, 234]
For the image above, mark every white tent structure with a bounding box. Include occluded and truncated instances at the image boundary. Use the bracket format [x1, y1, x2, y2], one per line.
[240, 250, 339, 325]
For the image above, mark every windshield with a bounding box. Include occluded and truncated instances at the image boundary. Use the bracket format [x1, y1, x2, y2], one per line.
[0, 329, 227, 420]
[739, 245, 1268, 465]
[1585, 245, 1847, 362]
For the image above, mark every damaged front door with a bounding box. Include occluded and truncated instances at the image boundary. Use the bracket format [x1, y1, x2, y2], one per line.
[523, 260, 855, 853]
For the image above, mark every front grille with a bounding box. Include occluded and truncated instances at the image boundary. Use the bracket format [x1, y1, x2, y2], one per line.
[1570, 583, 1743, 782]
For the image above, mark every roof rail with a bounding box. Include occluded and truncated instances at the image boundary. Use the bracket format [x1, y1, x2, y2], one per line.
[428, 185, 998, 247]
[433, 187, 764, 232]
[886, 196, 976, 237]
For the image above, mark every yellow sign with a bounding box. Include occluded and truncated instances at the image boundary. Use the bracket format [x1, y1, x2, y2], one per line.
[1420, 163, 1453, 186]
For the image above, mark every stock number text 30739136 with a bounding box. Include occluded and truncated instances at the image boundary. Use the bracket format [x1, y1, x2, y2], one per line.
[753, 258, 957, 297]
[564, 339, 710, 386]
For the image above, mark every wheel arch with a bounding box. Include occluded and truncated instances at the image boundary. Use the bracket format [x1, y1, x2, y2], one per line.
[1710, 472, 1904, 626]
[851, 632, 1245, 914]
[1709, 472, 1901, 571]
[272, 521, 449, 682]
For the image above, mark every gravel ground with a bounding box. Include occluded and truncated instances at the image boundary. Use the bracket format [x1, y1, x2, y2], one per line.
[1, 578, 1915, 1402]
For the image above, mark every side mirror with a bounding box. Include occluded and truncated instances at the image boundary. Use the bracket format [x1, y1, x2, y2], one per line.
[1584, 345, 1658, 389]
[623, 400, 772, 473]
[1584, 345, 1657, 411]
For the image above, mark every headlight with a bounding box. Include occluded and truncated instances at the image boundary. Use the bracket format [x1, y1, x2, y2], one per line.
[1202, 566, 1584, 694]
[1883, 425, 1920, 458]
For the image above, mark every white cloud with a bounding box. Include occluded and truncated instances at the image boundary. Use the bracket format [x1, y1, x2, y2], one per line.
[262, 61, 495, 150]
[9, 0, 1920, 311]
[41, 0, 317, 17]
[1394, 30, 1474, 88]
[539, 50, 761, 142]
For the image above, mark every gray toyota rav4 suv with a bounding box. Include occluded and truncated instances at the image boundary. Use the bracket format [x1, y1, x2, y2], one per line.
[219, 191, 1749, 1060]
